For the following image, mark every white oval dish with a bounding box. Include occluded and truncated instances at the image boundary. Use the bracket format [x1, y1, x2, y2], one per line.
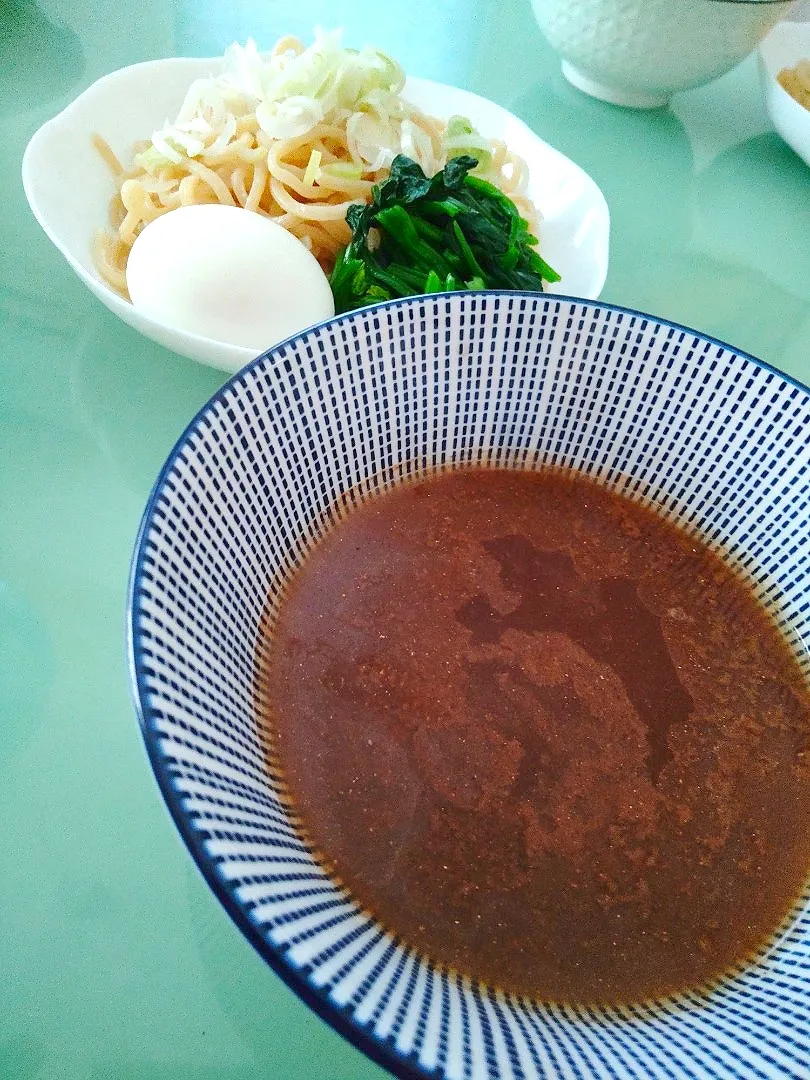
[22, 56, 611, 373]
[759, 20, 810, 169]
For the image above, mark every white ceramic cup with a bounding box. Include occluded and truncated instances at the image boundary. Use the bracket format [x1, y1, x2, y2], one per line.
[531, 0, 796, 108]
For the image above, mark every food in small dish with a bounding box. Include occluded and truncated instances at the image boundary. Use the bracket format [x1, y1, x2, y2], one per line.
[777, 58, 810, 111]
[331, 154, 559, 314]
[125, 203, 334, 350]
[23, 56, 610, 370]
[94, 31, 549, 313]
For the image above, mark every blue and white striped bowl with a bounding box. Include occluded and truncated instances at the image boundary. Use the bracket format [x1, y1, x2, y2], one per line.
[128, 293, 810, 1080]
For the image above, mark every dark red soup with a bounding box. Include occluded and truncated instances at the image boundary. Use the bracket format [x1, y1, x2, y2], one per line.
[257, 468, 810, 1005]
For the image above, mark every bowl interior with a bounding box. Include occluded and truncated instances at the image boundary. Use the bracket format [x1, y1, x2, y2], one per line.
[22, 58, 610, 372]
[130, 293, 810, 1080]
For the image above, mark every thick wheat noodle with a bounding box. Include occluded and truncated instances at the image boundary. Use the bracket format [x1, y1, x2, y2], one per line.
[93, 234, 129, 295]
[138, 183, 179, 214]
[206, 138, 266, 165]
[287, 217, 349, 258]
[92, 133, 124, 175]
[108, 194, 126, 229]
[245, 162, 269, 212]
[303, 124, 371, 162]
[231, 168, 250, 207]
[119, 180, 166, 242]
[269, 176, 356, 222]
[316, 216, 352, 250]
[184, 159, 237, 204]
[176, 175, 199, 205]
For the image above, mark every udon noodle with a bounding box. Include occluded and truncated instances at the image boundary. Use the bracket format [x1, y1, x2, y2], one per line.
[94, 34, 539, 299]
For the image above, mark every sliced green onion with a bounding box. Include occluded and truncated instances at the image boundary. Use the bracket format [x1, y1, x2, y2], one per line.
[134, 144, 177, 173]
[423, 270, 444, 293]
[303, 149, 322, 187]
[320, 161, 364, 180]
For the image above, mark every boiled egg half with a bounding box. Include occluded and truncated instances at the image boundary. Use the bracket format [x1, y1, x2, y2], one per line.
[126, 203, 335, 352]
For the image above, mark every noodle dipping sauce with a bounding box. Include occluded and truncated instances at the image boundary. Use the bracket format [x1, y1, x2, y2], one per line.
[262, 467, 810, 1005]
[125, 204, 335, 351]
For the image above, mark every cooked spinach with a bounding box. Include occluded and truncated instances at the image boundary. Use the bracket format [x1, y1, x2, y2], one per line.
[329, 155, 561, 314]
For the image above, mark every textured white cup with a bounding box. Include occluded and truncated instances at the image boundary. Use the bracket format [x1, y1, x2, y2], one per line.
[531, 0, 796, 108]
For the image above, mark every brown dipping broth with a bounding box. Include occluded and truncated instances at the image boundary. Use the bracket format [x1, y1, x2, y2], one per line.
[256, 468, 810, 1006]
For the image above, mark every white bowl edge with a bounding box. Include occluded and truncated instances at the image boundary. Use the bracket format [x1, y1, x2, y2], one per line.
[759, 21, 810, 168]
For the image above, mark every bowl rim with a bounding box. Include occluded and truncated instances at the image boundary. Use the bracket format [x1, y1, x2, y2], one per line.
[759, 18, 810, 70]
[759, 19, 810, 86]
[128, 290, 810, 1080]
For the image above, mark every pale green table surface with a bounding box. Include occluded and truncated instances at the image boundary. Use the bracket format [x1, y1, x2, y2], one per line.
[2, 1, 810, 1077]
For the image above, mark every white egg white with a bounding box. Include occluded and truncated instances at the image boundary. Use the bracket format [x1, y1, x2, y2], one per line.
[126, 203, 335, 352]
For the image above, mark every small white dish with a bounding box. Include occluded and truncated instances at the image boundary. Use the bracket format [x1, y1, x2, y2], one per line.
[759, 21, 810, 169]
[22, 56, 610, 374]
